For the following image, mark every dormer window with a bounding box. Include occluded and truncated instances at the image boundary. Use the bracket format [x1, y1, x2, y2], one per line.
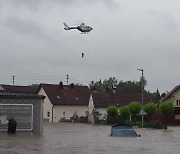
[57, 96, 61, 99]
[75, 97, 79, 100]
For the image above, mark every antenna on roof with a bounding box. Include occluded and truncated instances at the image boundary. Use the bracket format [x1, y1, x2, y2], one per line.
[12, 75, 15, 86]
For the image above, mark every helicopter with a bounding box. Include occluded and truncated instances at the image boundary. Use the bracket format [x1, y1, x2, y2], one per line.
[63, 22, 93, 33]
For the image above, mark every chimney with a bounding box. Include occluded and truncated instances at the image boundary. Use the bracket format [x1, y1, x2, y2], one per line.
[161, 93, 166, 98]
[69, 83, 75, 89]
[59, 81, 63, 89]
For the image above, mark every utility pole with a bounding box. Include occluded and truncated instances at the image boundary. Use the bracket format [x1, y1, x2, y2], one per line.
[66, 74, 69, 85]
[137, 69, 144, 128]
[12, 75, 15, 86]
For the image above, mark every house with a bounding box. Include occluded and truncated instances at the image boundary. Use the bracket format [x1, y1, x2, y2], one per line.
[36, 82, 152, 123]
[89, 91, 152, 121]
[37, 83, 91, 122]
[0, 84, 44, 132]
[151, 85, 180, 125]
[160, 84, 180, 106]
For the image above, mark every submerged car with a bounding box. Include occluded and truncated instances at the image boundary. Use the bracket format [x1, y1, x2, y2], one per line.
[110, 124, 141, 137]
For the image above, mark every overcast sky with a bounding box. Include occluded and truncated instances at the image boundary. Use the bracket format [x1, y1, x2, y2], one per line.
[0, 0, 180, 93]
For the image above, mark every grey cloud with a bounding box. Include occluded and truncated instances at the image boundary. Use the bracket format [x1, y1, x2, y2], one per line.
[4, 17, 43, 38]
[5, 0, 41, 10]
[1, 0, 180, 93]
[147, 9, 177, 31]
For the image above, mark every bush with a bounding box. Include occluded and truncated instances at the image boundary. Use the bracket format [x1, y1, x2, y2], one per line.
[107, 114, 129, 125]
[144, 102, 157, 118]
[128, 101, 141, 125]
[107, 105, 118, 117]
[129, 120, 163, 129]
[119, 105, 130, 121]
[129, 101, 141, 115]
[143, 121, 163, 129]
[151, 121, 163, 129]
[159, 100, 174, 130]
[159, 101, 174, 116]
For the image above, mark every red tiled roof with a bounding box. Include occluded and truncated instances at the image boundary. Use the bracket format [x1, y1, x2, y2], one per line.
[92, 92, 152, 108]
[38, 84, 91, 105]
[0, 84, 37, 94]
[37, 83, 152, 107]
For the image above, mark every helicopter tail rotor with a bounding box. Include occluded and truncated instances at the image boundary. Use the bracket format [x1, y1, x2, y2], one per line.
[63, 22, 70, 30]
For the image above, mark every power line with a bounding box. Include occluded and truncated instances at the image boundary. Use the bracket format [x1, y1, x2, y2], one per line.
[0, 75, 96, 86]
[0, 75, 67, 85]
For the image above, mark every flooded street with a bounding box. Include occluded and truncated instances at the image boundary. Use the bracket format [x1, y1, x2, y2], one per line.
[1, 122, 180, 154]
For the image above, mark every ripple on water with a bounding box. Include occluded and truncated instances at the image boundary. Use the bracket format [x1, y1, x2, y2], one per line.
[0, 123, 180, 154]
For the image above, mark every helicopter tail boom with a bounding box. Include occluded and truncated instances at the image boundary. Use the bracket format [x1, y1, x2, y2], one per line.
[63, 22, 78, 30]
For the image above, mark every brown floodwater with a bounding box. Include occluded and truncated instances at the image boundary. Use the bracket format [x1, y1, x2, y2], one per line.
[0, 122, 180, 154]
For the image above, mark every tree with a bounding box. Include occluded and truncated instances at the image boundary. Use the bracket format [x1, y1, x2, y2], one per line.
[128, 101, 141, 124]
[89, 80, 104, 92]
[159, 101, 174, 130]
[106, 105, 118, 117]
[144, 102, 157, 123]
[119, 105, 130, 122]
[103, 77, 118, 90]
[151, 89, 161, 103]
[89, 77, 118, 93]
[89, 77, 159, 103]
[117, 80, 142, 94]
[129, 101, 141, 115]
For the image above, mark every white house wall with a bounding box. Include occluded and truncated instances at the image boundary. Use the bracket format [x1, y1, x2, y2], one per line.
[53, 105, 89, 122]
[172, 88, 180, 106]
[38, 88, 53, 122]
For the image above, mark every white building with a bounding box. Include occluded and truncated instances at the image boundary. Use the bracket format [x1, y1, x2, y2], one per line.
[37, 83, 91, 122]
[37, 83, 151, 123]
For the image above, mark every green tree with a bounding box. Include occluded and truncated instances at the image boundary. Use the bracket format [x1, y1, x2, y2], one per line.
[159, 101, 174, 130]
[89, 77, 118, 93]
[117, 80, 141, 94]
[119, 105, 130, 122]
[129, 101, 141, 115]
[144, 102, 157, 123]
[151, 89, 161, 103]
[89, 80, 103, 92]
[107, 105, 118, 117]
[128, 101, 141, 124]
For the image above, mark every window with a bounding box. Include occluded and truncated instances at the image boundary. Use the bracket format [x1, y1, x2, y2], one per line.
[176, 100, 180, 106]
[57, 96, 61, 99]
[47, 111, 50, 118]
[75, 97, 79, 100]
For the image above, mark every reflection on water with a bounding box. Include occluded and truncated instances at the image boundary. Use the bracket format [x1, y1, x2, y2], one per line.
[1, 122, 180, 154]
